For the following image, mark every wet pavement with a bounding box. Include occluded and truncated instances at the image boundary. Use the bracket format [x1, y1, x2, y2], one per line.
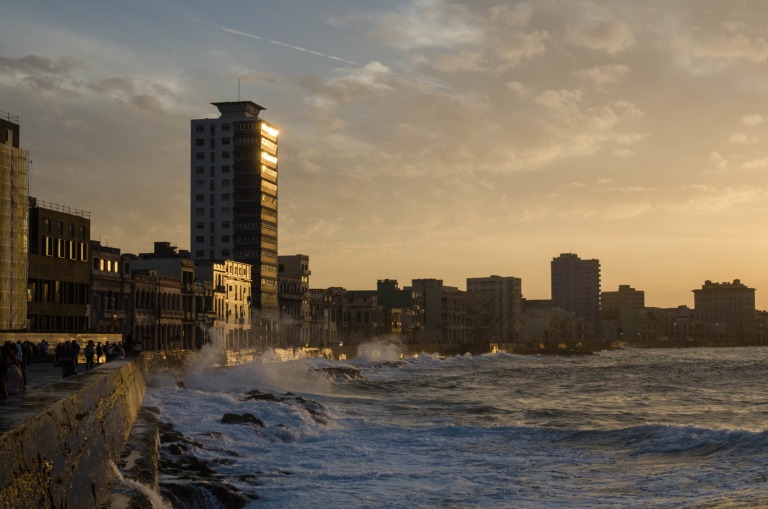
[0, 360, 128, 434]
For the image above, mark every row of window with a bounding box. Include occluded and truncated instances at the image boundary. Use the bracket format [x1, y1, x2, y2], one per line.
[195, 151, 232, 161]
[195, 165, 231, 176]
[195, 123, 231, 134]
[42, 220, 87, 239]
[195, 179, 231, 189]
[195, 193, 232, 202]
[27, 279, 89, 305]
[41, 237, 88, 261]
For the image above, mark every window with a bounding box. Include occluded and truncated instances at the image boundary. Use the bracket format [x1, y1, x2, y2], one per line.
[196, 124, 204, 132]
[44, 219, 51, 233]
[222, 235, 231, 243]
[195, 194, 204, 202]
[196, 180, 204, 187]
[57, 239, 65, 258]
[196, 222, 204, 229]
[222, 193, 230, 201]
[222, 138, 230, 145]
[209, 152, 215, 163]
[209, 125, 215, 135]
[56, 222, 64, 234]
[195, 208, 204, 215]
[196, 153, 204, 160]
[222, 249, 231, 257]
[68, 224, 75, 236]
[222, 124, 230, 132]
[222, 221, 230, 229]
[196, 250, 205, 258]
[196, 139, 205, 146]
[209, 194, 215, 205]
[79, 226, 86, 239]
[222, 179, 231, 187]
[195, 236, 204, 243]
[44, 237, 54, 256]
[222, 151, 230, 159]
[210, 167, 215, 177]
[93, 257, 100, 270]
[69, 240, 76, 260]
[79, 243, 87, 261]
[222, 165, 230, 173]
[196, 166, 204, 175]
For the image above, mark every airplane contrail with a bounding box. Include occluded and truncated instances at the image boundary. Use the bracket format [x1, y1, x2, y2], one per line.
[211, 23, 454, 91]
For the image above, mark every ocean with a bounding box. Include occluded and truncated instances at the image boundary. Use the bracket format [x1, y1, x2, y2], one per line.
[140, 345, 768, 508]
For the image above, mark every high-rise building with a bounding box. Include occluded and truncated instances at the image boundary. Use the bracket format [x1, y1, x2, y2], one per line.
[551, 253, 601, 333]
[466, 275, 522, 343]
[190, 101, 279, 332]
[0, 113, 29, 331]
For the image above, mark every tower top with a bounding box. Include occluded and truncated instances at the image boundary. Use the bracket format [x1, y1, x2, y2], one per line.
[212, 101, 266, 118]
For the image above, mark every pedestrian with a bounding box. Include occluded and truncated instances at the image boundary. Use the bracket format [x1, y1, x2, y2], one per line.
[96, 342, 103, 364]
[60, 341, 77, 378]
[84, 340, 95, 370]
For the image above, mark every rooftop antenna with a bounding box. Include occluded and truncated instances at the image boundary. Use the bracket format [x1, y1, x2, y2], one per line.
[238, 78, 240, 101]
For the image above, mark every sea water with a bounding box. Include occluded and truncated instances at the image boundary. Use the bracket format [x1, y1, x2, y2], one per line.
[143, 345, 768, 508]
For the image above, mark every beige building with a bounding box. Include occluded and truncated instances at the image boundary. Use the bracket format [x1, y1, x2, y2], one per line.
[195, 260, 252, 349]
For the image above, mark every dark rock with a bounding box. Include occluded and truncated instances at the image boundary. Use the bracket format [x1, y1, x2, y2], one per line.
[168, 443, 186, 455]
[221, 413, 266, 427]
[160, 430, 185, 443]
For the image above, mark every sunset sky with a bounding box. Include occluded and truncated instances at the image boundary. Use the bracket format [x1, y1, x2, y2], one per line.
[2, 1, 768, 308]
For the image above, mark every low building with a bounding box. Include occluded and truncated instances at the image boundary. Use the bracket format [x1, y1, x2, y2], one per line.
[27, 198, 91, 332]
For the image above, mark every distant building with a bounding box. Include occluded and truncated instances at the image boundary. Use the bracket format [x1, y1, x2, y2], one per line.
[601, 284, 645, 343]
[278, 254, 310, 346]
[0, 113, 29, 331]
[190, 101, 279, 335]
[406, 279, 466, 344]
[522, 299, 591, 346]
[551, 253, 601, 338]
[27, 198, 90, 332]
[90, 241, 132, 336]
[132, 242, 198, 349]
[466, 275, 522, 343]
[195, 259, 252, 349]
[693, 279, 757, 342]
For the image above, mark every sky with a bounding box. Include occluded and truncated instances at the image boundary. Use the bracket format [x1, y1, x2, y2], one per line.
[2, 0, 768, 308]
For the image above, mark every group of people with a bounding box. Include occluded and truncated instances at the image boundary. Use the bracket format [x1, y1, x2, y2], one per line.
[0, 337, 143, 395]
[56, 340, 130, 377]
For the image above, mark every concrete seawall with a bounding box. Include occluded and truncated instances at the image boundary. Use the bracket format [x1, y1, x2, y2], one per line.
[0, 358, 147, 509]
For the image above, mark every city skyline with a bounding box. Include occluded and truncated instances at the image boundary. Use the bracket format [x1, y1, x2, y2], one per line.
[3, 1, 768, 308]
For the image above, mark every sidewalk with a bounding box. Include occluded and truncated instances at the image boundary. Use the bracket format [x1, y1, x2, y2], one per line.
[23, 361, 109, 390]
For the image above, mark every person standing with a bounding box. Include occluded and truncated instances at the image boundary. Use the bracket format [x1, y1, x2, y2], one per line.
[60, 342, 77, 378]
[84, 340, 95, 370]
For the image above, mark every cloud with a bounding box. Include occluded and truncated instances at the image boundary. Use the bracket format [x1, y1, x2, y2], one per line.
[566, 21, 635, 54]
[487, 4, 532, 28]
[742, 114, 766, 126]
[0, 54, 87, 74]
[729, 132, 759, 144]
[574, 64, 631, 85]
[742, 158, 768, 170]
[682, 27, 768, 63]
[612, 149, 634, 158]
[494, 30, 549, 66]
[710, 152, 728, 171]
[368, 0, 482, 50]
[432, 50, 487, 73]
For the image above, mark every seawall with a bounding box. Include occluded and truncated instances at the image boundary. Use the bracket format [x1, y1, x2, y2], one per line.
[0, 358, 147, 509]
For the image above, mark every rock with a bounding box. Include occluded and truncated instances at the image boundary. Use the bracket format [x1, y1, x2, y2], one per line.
[220, 413, 266, 427]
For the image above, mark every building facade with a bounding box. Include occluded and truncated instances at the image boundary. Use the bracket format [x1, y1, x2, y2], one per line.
[551, 253, 601, 338]
[406, 279, 466, 344]
[195, 260, 252, 349]
[0, 114, 29, 331]
[466, 275, 522, 343]
[190, 101, 279, 334]
[693, 279, 757, 342]
[27, 198, 91, 332]
[278, 254, 310, 346]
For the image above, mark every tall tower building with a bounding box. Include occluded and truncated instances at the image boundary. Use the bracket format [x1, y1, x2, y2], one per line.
[551, 253, 601, 331]
[0, 113, 29, 331]
[190, 101, 279, 329]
